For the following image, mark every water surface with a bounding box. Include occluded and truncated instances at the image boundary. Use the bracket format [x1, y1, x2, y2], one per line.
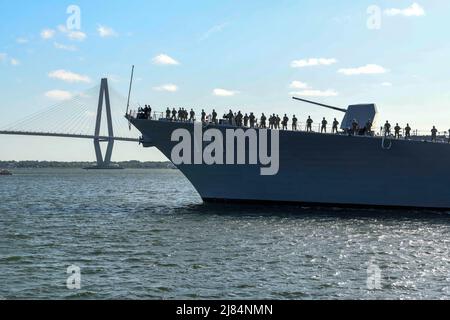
[0, 169, 449, 299]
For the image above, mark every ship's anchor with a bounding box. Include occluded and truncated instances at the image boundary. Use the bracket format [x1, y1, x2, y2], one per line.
[381, 133, 392, 150]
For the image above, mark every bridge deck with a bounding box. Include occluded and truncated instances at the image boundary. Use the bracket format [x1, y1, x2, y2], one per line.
[0, 130, 139, 142]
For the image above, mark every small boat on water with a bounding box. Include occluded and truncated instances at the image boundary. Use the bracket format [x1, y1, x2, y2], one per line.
[0, 169, 13, 176]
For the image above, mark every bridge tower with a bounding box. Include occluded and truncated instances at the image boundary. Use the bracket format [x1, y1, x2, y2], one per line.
[86, 78, 120, 169]
[0, 77, 139, 168]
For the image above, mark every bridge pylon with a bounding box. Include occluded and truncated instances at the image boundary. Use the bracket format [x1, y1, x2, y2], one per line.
[85, 78, 121, 170]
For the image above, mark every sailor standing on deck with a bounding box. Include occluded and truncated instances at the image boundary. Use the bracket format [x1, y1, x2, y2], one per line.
[269, 115, 275, 129]
[332, 118, 339, 134]
[227, 110, 234, 125]
[351, 119, 359, 136]
[306, 116, 313, 132]
[405, 124, 412, 139]
[190, 109, 195, 122]
[268, 115, 273, 129]
[249, 113, 256, 128]
[384, 121, 391, 136]
[273, 115, 278, 130]
[143, 105, 148, 119]
[260, 113, 267, 128]
[143, 105, 151, 119]
[365, 120, 373, 135]
[282, 114, 289, 130]
[171, 108, 177, 121]
[321, 118, 328, 133]
[244, 113, 249, 127]
[212, 109, 218, 124]
[431, 126, 438, 142]
[292, 115, 298, 131]
[201, 109, 206, 123]
[236, 111, 243, 127]
[394, 123, 401, 139]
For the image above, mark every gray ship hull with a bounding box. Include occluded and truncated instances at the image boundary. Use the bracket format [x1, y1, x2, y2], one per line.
[130, 118, 450, 210]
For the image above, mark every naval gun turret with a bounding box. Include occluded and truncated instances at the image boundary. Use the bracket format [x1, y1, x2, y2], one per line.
[292, 97, 378, 132]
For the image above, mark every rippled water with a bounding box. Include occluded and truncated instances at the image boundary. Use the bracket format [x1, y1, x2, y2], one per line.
[0, 169, 449, 300]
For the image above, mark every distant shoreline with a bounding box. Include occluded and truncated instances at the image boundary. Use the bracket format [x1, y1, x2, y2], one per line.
[0, 161, 176, 169]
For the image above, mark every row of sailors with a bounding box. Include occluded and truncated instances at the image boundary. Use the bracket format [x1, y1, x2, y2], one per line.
[160, 108, 444, 141]
[137, 105, 152, 119]
[165, 108, 347, 133]
[219, 110, 365, 135]
[165, 107, 213, 123]
[360, 121, 442, 141]
[385, 122, 443, 142]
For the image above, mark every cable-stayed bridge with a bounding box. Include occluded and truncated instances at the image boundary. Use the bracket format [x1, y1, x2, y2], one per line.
[0, 78, 141, 169]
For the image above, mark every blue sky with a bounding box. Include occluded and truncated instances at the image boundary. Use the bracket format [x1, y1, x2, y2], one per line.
[1, 0, 450, 161]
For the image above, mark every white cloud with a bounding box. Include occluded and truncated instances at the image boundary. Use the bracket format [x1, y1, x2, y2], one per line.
[338, 64, 389, 76]
[0, 54, 20, 66]
[152, 54, 180, 66]
[48, 69, 91, 83]
[54, 42, 77, 51]
[381, 82, 392, 87]
[213, 88, 239, 97]
[291, 58, 337, 68]
[78, 92, 92, 98]
[289, 81, 337, 97]
[385, 3, 425, 17]
[16, 38, 28, 44]
[41, 29, 56, 40]
[290, 89, 338, 97]
[289, 81, 310, 89]
[200, 22, 228, 41]
[153, 84, 178, 92]
[67, 31, 86, 41]
[10, 58, 20, 66]
[45, 90, 73, 101]
[97, 25, 118, 37]
[57, 25, 87, 41]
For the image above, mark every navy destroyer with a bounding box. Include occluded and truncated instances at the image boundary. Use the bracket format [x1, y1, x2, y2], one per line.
[126, 97, 450, 210]
[124, 66, 450, 209]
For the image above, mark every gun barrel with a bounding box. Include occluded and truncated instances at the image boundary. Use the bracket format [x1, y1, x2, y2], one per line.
[292, 97, 347, 113]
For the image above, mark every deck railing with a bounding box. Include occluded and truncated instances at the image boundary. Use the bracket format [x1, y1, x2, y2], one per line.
[128, 110, 450, 144]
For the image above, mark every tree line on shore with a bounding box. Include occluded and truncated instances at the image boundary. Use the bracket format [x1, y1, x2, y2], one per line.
[0, 161, 176, 169]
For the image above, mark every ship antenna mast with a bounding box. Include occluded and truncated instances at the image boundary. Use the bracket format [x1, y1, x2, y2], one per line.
[126, 65, 135, 116]
[126, 65, 135, 130]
